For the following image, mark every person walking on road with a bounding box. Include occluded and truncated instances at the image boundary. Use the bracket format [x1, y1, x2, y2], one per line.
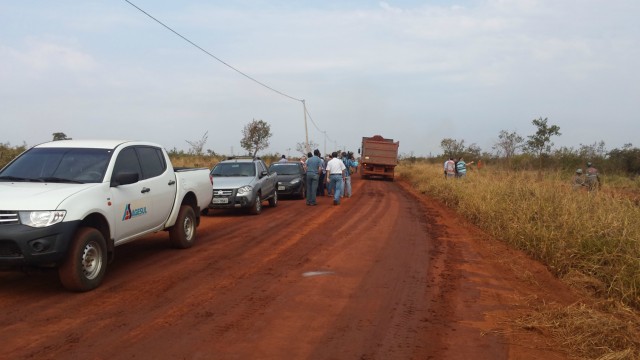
[316, 152, 326, 197]
[326, 151, 346, 205]
[305, 151, 323, 206]
[342, 152, 355, 198]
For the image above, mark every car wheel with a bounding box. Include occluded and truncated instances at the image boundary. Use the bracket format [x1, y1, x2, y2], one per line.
[249, 194, 262, 215]
[58, 227, 107, 292]
[299, 184, 306, 200]
[268, 190, 278, 207]
[170, 205, 197, 249]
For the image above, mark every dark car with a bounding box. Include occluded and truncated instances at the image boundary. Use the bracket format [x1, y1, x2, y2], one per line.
[269, 162, 306, 199]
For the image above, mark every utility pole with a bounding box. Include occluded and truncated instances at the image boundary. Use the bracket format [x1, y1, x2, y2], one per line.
[302, 100, 310, 153]
[323, 131, 327, 156]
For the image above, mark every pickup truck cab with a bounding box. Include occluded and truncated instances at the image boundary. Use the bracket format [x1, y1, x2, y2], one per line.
[0, 140, 213, 291]
[209, 157, 278, 215]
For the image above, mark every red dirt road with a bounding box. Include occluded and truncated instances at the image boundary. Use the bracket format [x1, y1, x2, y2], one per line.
[0, 177, 578, 359]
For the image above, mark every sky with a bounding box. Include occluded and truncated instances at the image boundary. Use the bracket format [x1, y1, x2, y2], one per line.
[1, 0, 639, 158]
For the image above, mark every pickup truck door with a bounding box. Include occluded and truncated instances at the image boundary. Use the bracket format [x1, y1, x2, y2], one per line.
[110, 146, 175, 243]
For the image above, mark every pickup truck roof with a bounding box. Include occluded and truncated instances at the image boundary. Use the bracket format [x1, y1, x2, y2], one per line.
[34, 140, 148, 149]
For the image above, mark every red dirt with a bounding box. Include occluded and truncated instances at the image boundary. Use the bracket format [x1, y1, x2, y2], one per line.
[0, 176, 582, 359]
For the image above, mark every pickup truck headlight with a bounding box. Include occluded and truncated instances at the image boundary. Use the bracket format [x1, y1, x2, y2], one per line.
[237, 185, 253, 196]
[19, 211, 66, 227]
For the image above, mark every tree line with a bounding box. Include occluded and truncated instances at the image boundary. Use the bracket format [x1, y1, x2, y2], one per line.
[406, 117, 640, 176]
[2, 118, 639, 175]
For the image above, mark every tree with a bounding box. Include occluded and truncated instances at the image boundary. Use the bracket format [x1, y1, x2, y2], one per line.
[52, 132, 71, 141]
[440, 138, 465, 158]
[493, 130, 524, 166]
[240, 119, 272, 158]
[295, 141, 318, 156]
[185, 131, 209, 156]
[526, 117, 561, 170]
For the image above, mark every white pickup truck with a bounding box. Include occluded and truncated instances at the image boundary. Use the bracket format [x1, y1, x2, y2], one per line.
[0, 140, 213, 291]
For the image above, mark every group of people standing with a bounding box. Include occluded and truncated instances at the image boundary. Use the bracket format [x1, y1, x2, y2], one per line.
[304, 150, 357, 206]
[573, 162, 601, 191]
[443, 157, 474, 179]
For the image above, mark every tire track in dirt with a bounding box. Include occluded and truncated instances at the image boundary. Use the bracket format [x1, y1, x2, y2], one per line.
[1, 176, 575, 359]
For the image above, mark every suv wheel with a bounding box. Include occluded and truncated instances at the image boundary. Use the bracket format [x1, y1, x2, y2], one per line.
[268, 191, 278, 207]
[249, 194, 262, 215]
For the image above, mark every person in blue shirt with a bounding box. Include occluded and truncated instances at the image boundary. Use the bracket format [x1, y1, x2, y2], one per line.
[305, 149, 324, 205]
[341, 152, 355, 198]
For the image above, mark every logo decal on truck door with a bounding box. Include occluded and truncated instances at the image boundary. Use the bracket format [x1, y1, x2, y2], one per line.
[122, 202, 148, 221]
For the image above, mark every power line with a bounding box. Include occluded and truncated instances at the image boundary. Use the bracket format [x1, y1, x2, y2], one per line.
[124, 0, 302, 102]
[123, 0, 340, 147]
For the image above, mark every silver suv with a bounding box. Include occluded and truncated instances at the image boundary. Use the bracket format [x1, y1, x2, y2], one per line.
[208, 158, 278, 215]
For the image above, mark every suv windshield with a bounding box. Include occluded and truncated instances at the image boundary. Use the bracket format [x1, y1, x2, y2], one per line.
[0, 147, 112, 183]
[269, 164, 301, 175]
[211, 162, 256, 177]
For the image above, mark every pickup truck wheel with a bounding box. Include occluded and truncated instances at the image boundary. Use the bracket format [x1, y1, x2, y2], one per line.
[268, 190, 278, 207]
[249, 194, 262, 215]
[58, 227, 107, 292]
[170, 205, 197, 249]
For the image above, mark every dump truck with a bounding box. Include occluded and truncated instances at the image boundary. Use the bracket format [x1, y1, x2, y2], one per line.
[359, 135, 400, 181]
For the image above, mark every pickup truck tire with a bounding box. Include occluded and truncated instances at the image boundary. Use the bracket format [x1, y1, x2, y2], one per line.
[170, 205, 197, 249]
[58, 227, 108, 292]
[268, 191, 278, 207]
[249, 194, 262, 215]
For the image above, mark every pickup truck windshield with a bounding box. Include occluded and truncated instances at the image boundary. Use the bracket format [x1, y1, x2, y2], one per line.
[0, 147, 113, 183]
[211, 163, 256, 177]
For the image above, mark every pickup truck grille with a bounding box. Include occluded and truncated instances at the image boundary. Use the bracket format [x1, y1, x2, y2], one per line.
[0, 211, 19, 225]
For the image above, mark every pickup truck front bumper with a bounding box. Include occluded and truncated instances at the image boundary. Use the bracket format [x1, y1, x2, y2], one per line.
[0, 220, 80, 268]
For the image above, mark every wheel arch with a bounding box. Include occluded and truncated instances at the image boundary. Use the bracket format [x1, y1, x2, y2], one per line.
[78, 213, 113, 262]
[181, 191, 201, 226]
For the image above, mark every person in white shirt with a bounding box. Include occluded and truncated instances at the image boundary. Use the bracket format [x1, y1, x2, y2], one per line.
[325, 151, 346, 205]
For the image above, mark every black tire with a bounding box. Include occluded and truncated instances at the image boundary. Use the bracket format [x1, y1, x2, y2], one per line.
[299, 184, 306, 200]
[268, 190, 278, 207]
[249, 194, 262, 215]
[170, 205, 197, 249]
[58, 227, 108, 292]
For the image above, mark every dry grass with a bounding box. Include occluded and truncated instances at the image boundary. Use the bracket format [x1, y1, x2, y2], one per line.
[514, 300, 640, 359]
[397, 162, 640, 359]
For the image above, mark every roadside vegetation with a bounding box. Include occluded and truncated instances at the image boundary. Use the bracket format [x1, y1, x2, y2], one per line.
[397, 162, 640, 359]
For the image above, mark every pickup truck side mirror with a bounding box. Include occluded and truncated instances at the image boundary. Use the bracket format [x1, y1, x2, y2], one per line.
[111, 172, 139, 187]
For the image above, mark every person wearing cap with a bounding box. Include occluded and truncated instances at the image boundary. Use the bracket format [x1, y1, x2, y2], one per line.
[572, 168, 585, 190]
[585, 162, 601, 191]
